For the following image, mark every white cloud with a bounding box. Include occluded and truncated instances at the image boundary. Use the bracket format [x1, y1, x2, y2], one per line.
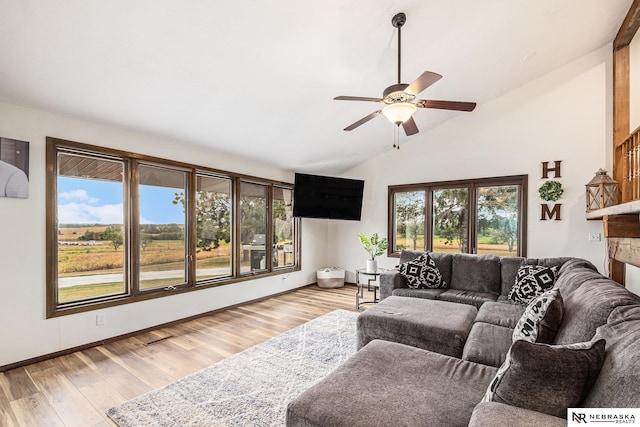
[59, 189, 99, 204]
[139, 216, 154, 224]
[58, 202, 124, 224]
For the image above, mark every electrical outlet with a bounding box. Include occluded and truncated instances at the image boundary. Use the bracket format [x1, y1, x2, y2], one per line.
[96, 314, 106, 326]
[588, 233, 601, 242]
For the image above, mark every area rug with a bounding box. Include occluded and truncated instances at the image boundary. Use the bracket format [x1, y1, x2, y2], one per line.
[107, 309, 358, 426]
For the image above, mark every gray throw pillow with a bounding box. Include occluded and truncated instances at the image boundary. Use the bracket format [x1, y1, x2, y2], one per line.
[398, 253, 447, 289]
[483, 339, 606, 418]
[512, 288, 563, 344]
[508, 265, 559, 305]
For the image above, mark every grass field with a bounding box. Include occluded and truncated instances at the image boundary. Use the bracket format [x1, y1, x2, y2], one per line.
[396, 235, 517, 257]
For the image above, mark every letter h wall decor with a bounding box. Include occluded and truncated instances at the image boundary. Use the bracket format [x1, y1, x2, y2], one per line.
[539, 160, 563, 221]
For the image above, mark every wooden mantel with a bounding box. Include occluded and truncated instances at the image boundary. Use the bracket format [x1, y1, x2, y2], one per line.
[587, 200, 640, 281]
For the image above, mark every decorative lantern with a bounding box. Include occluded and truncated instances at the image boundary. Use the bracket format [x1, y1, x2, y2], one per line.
[586, 169, 619, 212]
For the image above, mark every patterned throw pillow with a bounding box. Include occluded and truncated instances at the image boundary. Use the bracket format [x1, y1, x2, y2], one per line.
[508, 265, 559, 305]
[398, 253, 447, 289]
[512, 288, 563, 344]
[483, 339, 606, 418]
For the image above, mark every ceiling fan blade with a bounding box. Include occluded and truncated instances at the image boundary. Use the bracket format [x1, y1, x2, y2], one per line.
[417, 99, 477, 112]
[334, 96, 383, 102]
[344, 111, 381, 131]
[402, 116, 419, 136]
[405, 71, 443, 95]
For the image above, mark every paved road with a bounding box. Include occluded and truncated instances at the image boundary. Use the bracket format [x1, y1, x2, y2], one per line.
[58, 267, 232, 287]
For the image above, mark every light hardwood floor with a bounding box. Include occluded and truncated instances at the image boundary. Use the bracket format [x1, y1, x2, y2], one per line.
[0, 284, 363, 427]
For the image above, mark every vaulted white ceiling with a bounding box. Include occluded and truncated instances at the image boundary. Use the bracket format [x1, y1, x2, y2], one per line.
[0, 1, 632, 174]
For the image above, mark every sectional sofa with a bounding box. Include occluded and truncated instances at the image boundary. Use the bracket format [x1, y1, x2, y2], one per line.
[286, 251, 640, 426]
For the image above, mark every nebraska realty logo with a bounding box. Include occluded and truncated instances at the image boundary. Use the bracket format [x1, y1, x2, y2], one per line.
[568, 408, 639, 425]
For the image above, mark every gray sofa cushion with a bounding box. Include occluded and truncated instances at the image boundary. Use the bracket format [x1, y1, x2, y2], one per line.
[451, 253, 501, 294]
[554, 265, 603, 297]
[475, 301, 525, 328]
[286, 340, 498, 427]
[499, 257, 527, 296]
[469, 402, 565, 427]
[484, 339, 606, 418]
[379, 270, 406, 300]
[429, 252, 453, 286]
[356, 296, 477, 357]
[534, 256, 575, 268]
[399, 249, 424, 264]
[584, 304, 640, 408]
[557, 257, 597, 276]
[555, 279, 640, 345]
[438, 289, 498, 308]
[462, 322, 513, 367]
[392, 288, 445, 300]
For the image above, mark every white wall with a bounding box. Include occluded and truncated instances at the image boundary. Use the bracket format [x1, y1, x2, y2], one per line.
[328, 46, 613, 284]
[0, 102, 328, 367]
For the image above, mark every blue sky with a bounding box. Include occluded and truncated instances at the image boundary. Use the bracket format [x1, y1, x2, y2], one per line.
[58, 177, 184, 224]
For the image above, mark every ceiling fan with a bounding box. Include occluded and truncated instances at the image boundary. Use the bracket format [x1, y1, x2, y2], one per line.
[334, 12, 476, 141]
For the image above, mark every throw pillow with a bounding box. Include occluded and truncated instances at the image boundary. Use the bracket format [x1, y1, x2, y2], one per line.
[512, 288, 563, 344]
[483, 339, 606, 418]
[508, 264, 559, 305]
[398, 253, 447, 289]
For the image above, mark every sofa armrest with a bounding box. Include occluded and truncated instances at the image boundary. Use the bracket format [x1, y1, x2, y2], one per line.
[469, 402, 565, 427]
[379, 270, 406, 300]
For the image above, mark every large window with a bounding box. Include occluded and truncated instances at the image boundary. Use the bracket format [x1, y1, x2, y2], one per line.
[273, 186, 295, 269]
[138, 164, 188, 290]
[389, 176, 527, 257]
[55, 153, 128, 303]
[194, 174, 232, 281]
[240, 182, 268, 274]
[46, 138, 300, 317]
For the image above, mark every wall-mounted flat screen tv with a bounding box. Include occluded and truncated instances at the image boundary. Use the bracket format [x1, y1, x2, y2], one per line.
[293, 173, 364, 221]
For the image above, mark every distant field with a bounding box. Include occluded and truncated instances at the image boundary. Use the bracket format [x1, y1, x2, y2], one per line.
[395, 236, 517, 257]
[58, 238, 231, 276]
[58, 225, 109, 241]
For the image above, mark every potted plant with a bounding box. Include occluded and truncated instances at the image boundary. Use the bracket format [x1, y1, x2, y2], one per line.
[358, 232, 388, 273]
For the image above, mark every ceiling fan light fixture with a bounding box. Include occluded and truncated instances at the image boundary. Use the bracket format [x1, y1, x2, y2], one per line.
[382, 102, 417, 125]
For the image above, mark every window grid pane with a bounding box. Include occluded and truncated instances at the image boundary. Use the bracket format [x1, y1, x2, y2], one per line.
[56, 153, 127, 303]
[432, 188, 469, 253]
[240, 182, 268, 274]
[476, 185, 519, 257]
[273, 187, 294, 268]
[394, 191, 426, 252]
[138, 164, 188, 290]
[195, 174, 232, 281]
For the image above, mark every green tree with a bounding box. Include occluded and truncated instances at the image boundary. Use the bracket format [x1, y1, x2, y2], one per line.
[273, 198, 292, 244]
[477, 186, 518, 252]
[173, 191, 231, 251]
[240, 196, 266, 244]
[395, 192, 425, 250]
[433, 189, 468, 252]
[103, 225, 123, 252]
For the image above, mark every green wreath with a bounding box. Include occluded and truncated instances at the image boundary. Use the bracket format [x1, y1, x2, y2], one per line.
[538, 180, 564, 202]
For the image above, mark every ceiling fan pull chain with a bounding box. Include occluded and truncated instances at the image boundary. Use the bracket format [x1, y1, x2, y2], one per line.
[392, 124, 400, 150]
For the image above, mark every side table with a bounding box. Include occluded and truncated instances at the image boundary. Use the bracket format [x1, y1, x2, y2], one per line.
[356, 268, 385, 310]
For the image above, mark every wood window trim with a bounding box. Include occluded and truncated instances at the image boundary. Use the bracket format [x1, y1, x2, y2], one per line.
[388, 175, 528, 258]
[46, 137, 300, 318]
